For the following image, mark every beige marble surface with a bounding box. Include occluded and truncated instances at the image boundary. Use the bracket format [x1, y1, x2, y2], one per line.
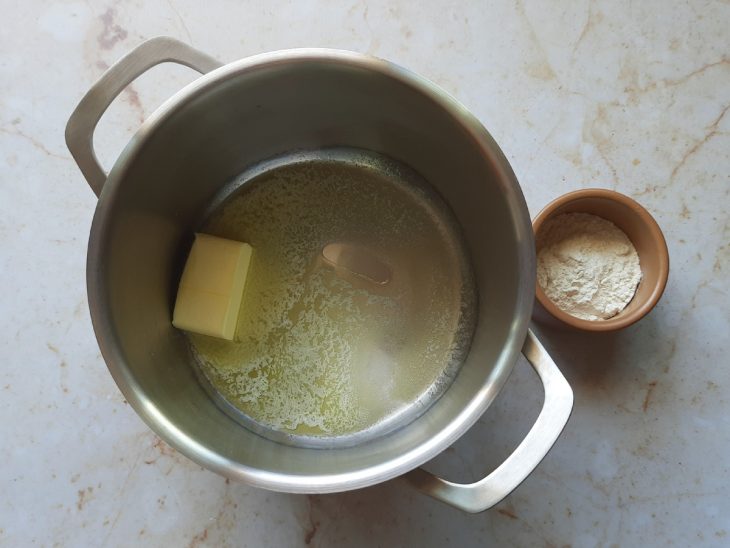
[2, 0, 729, 546]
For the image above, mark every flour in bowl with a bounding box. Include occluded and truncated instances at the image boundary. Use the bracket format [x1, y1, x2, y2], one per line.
[536, 212, 642, 321]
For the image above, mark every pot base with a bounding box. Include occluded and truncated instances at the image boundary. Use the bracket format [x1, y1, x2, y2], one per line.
[187, 148, 478, 448]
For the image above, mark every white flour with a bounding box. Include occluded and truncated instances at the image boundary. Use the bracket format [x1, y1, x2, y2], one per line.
[536, 212, 642, 321]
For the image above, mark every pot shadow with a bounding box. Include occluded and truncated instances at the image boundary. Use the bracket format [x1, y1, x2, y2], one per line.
[532, 307, 674, 397]
[298, 481, 494, 547]
[531, 322, 623, 393]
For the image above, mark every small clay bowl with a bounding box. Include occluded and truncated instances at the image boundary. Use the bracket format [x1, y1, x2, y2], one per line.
[532, 188, 669, 331]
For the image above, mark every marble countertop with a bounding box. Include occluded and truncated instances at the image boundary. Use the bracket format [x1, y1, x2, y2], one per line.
[2, 0, 729, 546]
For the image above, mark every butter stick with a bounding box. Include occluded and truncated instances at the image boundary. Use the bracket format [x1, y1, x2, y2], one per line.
[172, 233, 253, 340]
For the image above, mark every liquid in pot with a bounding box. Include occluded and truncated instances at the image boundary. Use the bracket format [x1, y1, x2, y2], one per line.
[186, 149, 477, 444]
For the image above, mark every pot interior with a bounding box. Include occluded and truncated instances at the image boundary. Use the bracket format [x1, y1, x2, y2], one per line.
[188, 147, 478, 448]
[91, 52, 534, 491]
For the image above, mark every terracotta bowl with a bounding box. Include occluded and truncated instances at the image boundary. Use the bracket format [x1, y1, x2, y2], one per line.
[532, 188, 669, 331]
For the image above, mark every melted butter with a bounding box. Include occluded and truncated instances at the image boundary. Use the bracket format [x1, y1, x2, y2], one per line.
[188, 151, 476, 439]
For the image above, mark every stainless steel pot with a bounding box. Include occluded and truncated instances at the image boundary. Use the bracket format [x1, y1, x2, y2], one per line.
[66, 37, 573, 513]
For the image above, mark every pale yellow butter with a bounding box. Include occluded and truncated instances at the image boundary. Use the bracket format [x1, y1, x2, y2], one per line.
[172, 233, 253, 340]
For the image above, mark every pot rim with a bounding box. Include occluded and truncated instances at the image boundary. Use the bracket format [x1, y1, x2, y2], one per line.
[86, 48, 536, 492]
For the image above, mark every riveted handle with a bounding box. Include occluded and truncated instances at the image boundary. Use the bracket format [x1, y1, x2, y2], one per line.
[65, 36, 222, 196]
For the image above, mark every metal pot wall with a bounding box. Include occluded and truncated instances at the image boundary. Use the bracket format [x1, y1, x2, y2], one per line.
[66, 37, 572, 513]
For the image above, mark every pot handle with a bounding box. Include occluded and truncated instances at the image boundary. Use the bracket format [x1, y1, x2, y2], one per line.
[65, 36, 222, 197]
[403, 329, 573, 513]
